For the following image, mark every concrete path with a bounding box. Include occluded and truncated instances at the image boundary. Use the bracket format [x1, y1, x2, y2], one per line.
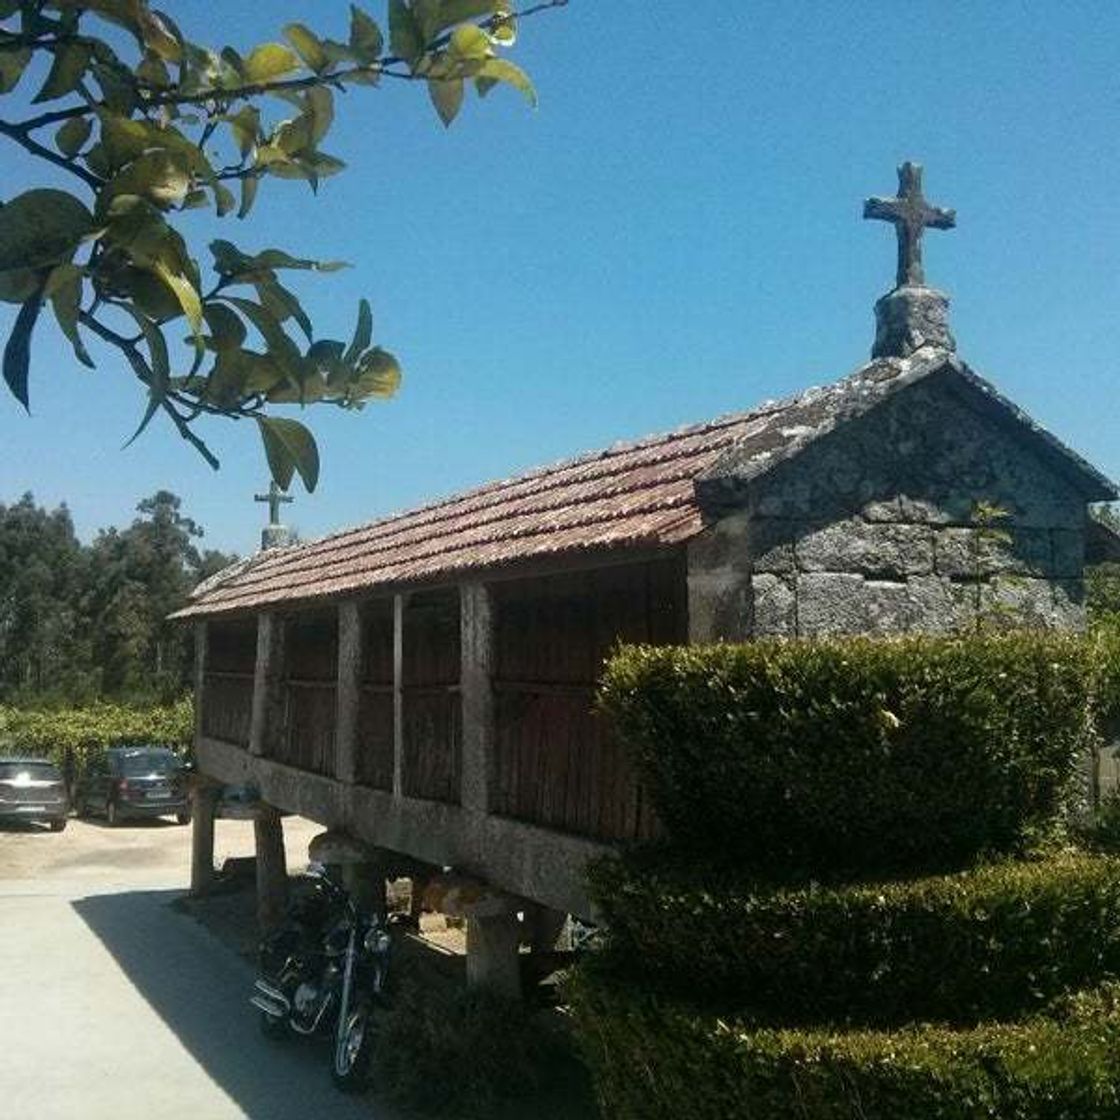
[0, 820, 393, 1120]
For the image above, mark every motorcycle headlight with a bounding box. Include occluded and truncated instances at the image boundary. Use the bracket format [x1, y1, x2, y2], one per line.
[364, 928, 391, 955]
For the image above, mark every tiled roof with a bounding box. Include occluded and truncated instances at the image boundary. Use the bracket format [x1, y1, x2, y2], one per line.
[175, 349, 1115, 619]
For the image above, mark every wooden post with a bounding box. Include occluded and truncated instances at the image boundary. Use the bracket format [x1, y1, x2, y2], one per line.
[192, 620, 208, 750]
[336, 600, 363, 784]
[460, 582, 494, 814]
[250, 612, 286, 758]
[392, 593, 405, 798]
[254, 805, 288, 934]
[189, 784, 220, 896]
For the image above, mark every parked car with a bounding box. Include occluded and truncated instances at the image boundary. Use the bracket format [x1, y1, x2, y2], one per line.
[78, 746, 191, 826]
[0, 757, 70, 830]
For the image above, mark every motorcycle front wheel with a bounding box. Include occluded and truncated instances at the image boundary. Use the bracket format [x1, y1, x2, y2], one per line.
[331, 998, 373, 1092]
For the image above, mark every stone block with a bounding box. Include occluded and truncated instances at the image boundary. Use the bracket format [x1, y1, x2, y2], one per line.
[687, 572, 750, 643]
[898, 495, 955, 524]
[750, 573, 796, 636]
[934, 526, 1053, 579]
[796, 573, 867, 636]
[1052, 579, 1087, 630]
[686, 512, 751, 574]
[747, 518, 798, 574]
[797, 520, 934, 578]
[980, 578, 1067, 630]
[1051, 530, 1085, 579]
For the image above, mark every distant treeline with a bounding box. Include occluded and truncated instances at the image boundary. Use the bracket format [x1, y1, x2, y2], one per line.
[0, 490, 236, 707]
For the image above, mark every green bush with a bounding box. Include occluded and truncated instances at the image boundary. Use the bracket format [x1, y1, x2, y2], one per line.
[568, 968, 1120, 1120]
[0, 700, 193, 787]
[600, 634, 1105, 878]
[371, 976, 552, 1117]
[588, 850, 1120, 1027]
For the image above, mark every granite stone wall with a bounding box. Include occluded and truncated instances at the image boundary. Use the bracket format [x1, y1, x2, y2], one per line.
[688, 377, 1088, 640]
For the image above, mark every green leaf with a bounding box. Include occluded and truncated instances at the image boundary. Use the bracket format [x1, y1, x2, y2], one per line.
[202, 303, 247, 351]
[352, 347, 402, 399]
[43, 263, 94, 368]
[238, 175, 260, 219]
[344, 298, 373, 365]
[257, 416, 320, 492]
[449, 24, 492, 61]
[55, 116, 93, 158]
[256, 279, 312, 341]
[225, 105, 260, 159]
[284, 23, 329, 72]
[349, 5, 384, 62]
[0, 48, 31, 95]
[0, 269, 39, 305]
[223, 296, 302, 378]
[3, 294, 41, 411]
[389, 0, 425, 64]
[212, 182, 236, 217]
[243, 43, 300, 83]
[151, 259, 203, 339]
[304, 86, 334, 145]
[120, 308, 171, 447]
[102, 150, 192, 210]
[428, 77, 465, 126]
[475, 57, 536, 106]
[0, 189, 94, 272]
[33, 42, 92, 103]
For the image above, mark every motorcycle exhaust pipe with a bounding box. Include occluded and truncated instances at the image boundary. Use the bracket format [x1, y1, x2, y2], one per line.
[253, 979, 291, 1013]
[251, 993, 288, 1019]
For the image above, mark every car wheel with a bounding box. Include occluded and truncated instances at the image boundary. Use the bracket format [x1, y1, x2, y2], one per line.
[49, 818, 67, 833]
[176, 811, 191, 826]
[332, 998, 373, 1092]
[106, 800, 119, 827]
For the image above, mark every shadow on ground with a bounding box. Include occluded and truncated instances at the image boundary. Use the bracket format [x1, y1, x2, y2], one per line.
[72, 889, 388, 1120]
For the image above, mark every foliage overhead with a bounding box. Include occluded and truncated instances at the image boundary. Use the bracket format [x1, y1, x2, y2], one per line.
[0, 0, 561, 490]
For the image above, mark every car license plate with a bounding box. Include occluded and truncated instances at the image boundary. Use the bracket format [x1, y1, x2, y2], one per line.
[147, 789, 170, 800]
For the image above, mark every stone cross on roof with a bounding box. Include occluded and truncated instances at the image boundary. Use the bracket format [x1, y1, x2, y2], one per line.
[864, 161, 956, 288]
[255, 479, 293, 526]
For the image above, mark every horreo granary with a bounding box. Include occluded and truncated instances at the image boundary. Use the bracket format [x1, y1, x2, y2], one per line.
[174, 163, 1117, 994]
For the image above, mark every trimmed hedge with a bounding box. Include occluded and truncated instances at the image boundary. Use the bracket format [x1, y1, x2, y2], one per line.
[588, 851, 1120, 1026]
[0, 700, 192, 786]
[569, 969, 1120, 1120]
[599, 634, 1107, 878]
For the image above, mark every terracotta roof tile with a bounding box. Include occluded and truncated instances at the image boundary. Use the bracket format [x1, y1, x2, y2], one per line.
[175, 348, 1115, 620]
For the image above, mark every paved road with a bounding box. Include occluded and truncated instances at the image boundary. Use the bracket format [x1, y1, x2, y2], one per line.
[0, 817, 390, 1120]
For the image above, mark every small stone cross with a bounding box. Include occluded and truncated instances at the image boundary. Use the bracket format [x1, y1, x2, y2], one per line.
[864, 161, 956, 288]
[254, 479, 293, 526]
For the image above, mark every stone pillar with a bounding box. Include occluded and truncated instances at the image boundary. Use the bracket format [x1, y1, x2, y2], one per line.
[392, 593, 405, 798]
[460, 582, 494, 814]
[686, 512, 753, 642]
[310, 831, 389, 916]
[189, 783, 220, 896]
[336, 601, 363, 784]
[523, 903, 570, 953]
[342, 861, 388, 917]
[192, 620, 208, 751]
[466, 912, 523, 999]
[250, 612, 286, 758]
[254, 804, 288, 935]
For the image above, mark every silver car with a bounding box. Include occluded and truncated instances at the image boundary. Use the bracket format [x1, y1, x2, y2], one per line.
[0, 757, 69, 831]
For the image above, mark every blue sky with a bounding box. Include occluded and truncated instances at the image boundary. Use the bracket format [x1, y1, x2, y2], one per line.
[2, 1, 1119, 555]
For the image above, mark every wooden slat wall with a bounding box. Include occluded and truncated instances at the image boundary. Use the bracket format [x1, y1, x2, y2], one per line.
[357, 599, 394, 790]
[201, 620, 256, 747]
[277, 612, 337, 776]
[492, 554, 685, 841]
[402, 589, 461, 804]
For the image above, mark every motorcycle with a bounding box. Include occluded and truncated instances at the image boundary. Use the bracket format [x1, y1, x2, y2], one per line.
[250, 865, 393, 1091]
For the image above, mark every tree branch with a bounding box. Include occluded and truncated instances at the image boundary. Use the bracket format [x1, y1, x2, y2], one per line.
[0, 119, 102, 188]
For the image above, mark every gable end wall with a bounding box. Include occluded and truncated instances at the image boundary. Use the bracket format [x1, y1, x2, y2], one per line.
[689, 377, 1088, 640]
